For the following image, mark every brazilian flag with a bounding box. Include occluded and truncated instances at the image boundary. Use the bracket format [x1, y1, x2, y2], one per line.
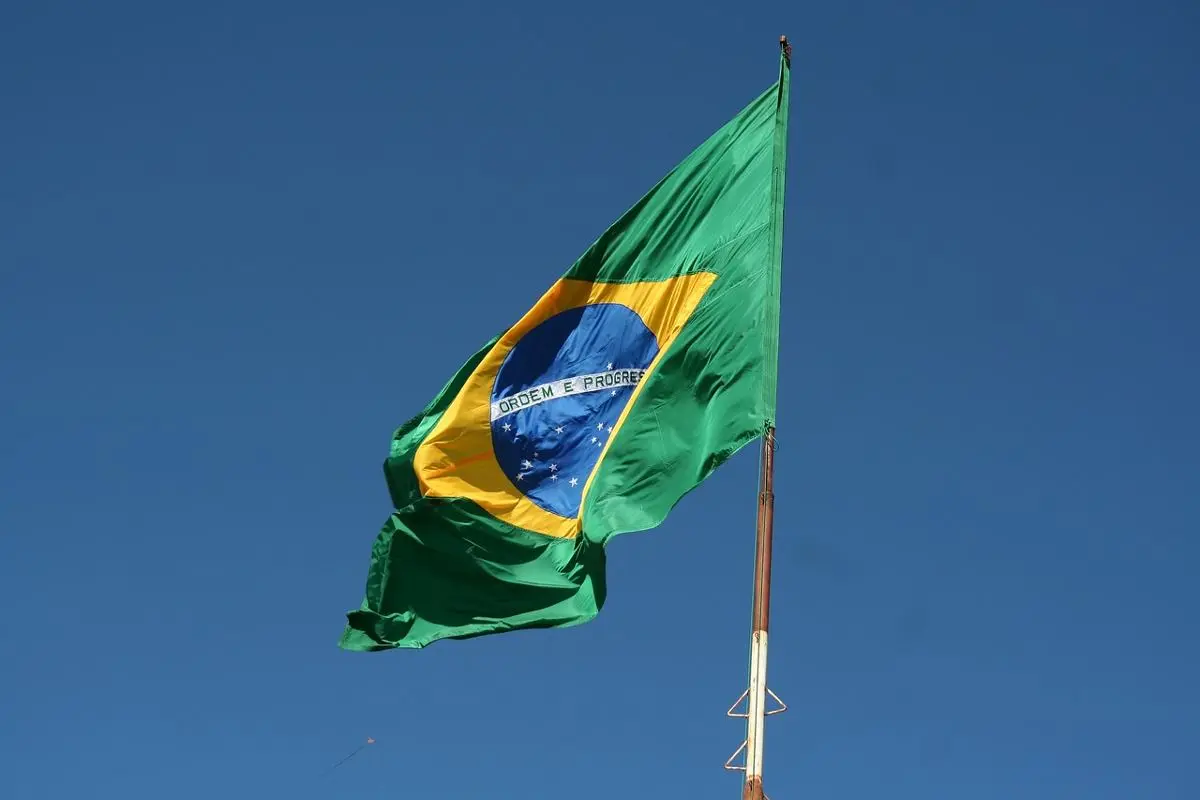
[341, 56, 792, 650]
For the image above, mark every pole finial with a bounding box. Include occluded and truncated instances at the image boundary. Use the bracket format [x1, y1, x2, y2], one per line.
[779, 35, 792, 63]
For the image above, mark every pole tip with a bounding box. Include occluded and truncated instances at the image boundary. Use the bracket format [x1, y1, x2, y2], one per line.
[779, 35, 793, 62]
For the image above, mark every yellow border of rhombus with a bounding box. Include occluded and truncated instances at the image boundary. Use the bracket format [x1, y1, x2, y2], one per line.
[413, 273, 715, 539]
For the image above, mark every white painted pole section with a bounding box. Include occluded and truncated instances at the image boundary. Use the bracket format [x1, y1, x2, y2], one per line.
[745, 630, 769, 782]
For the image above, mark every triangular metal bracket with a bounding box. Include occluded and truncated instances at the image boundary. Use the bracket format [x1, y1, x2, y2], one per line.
[723, 739, 747, 772]
[766, 688, 788, 716]
[726, 687, 788, 719]
[726, 688, 750, 719]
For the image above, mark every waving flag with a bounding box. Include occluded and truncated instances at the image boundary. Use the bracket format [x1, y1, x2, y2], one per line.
[341, 70, 790, 651]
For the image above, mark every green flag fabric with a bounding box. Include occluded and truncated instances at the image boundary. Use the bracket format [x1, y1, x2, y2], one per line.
[341, 62, 791, 651]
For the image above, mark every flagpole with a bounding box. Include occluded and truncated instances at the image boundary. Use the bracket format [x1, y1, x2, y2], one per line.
[726, 35, 791, 800]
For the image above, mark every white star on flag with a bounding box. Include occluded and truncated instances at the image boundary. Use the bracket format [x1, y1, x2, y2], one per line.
[569, 477, 579, 487]
[521, 459, 533, 469]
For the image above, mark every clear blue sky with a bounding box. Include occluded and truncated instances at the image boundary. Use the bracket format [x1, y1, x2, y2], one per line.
[2, 1, 1197, 797]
